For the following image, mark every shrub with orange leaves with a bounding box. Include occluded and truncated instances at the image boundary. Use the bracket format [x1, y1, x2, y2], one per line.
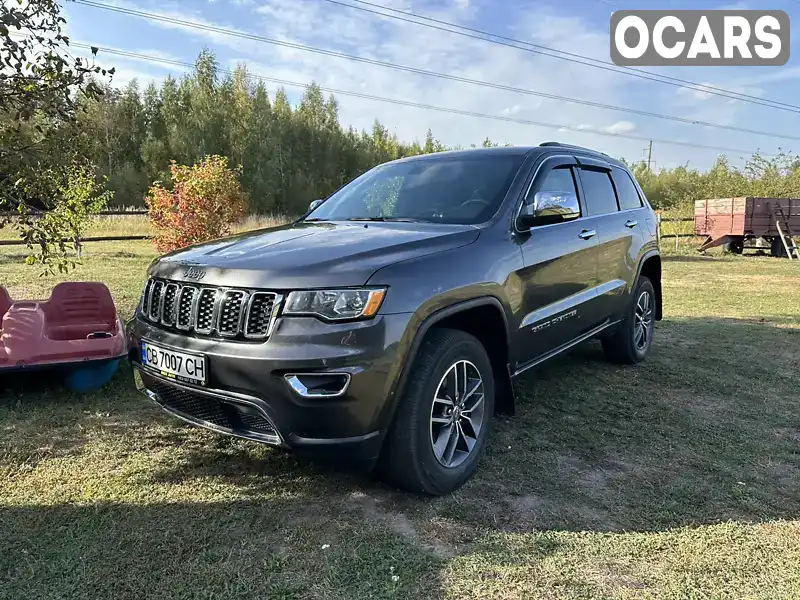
[146, 155, 247, 253]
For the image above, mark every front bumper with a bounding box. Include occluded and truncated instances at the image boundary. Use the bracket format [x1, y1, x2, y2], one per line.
[128, 311, 413, 464]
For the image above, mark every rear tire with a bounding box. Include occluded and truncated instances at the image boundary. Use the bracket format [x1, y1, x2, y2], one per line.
[723, 238, 744, 254]
[379, 328, 494, 495]
[602, 277, 656, 364]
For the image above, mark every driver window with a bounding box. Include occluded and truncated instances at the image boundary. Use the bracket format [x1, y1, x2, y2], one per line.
[527, 165, 580, 209]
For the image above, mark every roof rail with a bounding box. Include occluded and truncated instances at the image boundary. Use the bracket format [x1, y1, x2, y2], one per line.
[539, 141, 613, 157]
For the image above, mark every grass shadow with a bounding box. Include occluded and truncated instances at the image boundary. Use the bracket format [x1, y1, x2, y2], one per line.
[0, 500, 445, 600]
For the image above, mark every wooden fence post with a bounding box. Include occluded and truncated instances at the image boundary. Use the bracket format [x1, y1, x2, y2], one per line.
[656, 213, 661, 246]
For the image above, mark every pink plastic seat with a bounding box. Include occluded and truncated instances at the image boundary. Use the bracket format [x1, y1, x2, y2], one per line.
[41, 282, 118, 341]
[0, 287, 11, 320]
[0, 282, 125, 390]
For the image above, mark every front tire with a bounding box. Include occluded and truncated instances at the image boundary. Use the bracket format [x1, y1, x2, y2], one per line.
[379, 328, 494, 495]
[602, 277, 656, 364]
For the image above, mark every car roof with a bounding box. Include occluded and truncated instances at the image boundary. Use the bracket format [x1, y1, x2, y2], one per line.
[391, 143, 628, 170]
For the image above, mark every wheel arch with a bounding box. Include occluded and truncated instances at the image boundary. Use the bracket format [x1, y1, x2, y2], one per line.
[390, 297, 516, 421]
[637, 252, 663, 321]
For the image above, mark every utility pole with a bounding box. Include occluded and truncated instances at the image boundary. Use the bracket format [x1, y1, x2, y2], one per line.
[647, 140, 653, 171]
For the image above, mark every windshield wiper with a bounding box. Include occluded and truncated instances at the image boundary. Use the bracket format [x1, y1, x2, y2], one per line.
[302, 218, 330, 222]
[346, 217, 421, 222]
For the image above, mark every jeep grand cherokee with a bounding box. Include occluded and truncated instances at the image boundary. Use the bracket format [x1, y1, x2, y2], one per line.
[128, 142, 662, 495]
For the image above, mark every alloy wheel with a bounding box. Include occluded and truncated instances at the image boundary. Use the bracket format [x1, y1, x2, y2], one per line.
[429, 360, 485, 468]
[634, 290, 653, 351]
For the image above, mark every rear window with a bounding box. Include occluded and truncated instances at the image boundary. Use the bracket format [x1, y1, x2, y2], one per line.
[305, 154, 526, 225]
[611, 168, 643, 211]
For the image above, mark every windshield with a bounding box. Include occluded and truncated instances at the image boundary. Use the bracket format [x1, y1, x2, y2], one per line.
[305, 154, 525, 225]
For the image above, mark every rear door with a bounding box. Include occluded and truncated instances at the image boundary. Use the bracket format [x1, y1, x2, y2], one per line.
[574, 158, 643, 322]
[515, 156, 602, 368]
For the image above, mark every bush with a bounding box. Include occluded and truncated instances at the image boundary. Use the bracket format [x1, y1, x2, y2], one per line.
[146, 155, 247, 253]
[15, 163, 112, 274]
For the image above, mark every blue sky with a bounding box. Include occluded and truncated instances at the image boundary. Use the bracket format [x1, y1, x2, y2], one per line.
[62, 0, 800, 169]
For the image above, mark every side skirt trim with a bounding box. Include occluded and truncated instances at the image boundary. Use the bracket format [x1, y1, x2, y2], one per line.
[512, 319, 620, 377]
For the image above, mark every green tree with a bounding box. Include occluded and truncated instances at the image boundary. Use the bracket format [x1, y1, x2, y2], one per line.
[0, 0, 114, 271]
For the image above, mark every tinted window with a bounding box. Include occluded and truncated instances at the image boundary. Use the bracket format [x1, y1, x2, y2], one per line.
[306, 155, 525, 225]
[579, 168, 618, 216]
[611, 168, 643, 210]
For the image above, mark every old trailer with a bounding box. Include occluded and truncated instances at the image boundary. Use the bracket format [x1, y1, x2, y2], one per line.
[694, 197, 800, 258]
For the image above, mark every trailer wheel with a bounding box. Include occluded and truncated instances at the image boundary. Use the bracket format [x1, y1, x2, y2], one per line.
[771, 236, 788, 258]
[723, 238, 744, 254]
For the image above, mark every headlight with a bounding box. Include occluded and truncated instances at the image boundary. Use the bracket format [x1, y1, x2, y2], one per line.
[284, 288, 386, 321]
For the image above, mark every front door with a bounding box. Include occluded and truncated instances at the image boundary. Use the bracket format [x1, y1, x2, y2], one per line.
[515, 156, 602, 369]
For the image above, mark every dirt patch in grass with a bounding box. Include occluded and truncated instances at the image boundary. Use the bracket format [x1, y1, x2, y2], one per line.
[347, 490, 457, 558]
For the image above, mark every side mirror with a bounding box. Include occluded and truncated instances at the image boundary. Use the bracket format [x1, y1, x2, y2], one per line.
[518, 191, 580, 229]
[308, 199, 324, 212]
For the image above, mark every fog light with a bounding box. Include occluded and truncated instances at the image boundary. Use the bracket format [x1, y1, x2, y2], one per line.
[285, 373, 351, 398]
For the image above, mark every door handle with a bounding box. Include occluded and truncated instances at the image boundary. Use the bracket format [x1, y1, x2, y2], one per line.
[578, 229, 596, 240]
[625, 220, 638, 228]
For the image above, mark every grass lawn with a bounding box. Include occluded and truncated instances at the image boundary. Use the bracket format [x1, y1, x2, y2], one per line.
[1, 241, 799, 599]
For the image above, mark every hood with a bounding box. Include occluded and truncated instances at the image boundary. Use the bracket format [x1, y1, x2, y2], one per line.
[149, 221, 480, 289]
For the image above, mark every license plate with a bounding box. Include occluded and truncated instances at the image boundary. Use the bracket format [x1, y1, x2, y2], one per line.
[141, 341, 206, 386]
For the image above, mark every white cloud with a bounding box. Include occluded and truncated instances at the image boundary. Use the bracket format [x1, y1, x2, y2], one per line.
[603, 121, 636, 134]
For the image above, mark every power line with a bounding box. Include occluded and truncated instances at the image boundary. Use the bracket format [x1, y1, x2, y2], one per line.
[72, 0, 800, 142]
[71, 42, 780, 157]
[333, 0, 800, 111]
[322, 0, 800, 113]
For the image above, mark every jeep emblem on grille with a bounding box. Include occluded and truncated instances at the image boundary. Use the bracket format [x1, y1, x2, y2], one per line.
[182, 266, 206, 281]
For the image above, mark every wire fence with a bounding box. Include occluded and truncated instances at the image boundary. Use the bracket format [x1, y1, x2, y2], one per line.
[0, 210, 152, 247]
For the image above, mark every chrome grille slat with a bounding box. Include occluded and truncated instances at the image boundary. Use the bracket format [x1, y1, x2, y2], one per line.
[176, 286, 197, 330]
[148, 280, 164, 321]
[218, 290, 248, 337]
[245, 292, 278, 338]
[161, 283, 180, 326]
[195, 289, 218, 334]
[140, 278, 279, 340]
[142, 279, 153, 317]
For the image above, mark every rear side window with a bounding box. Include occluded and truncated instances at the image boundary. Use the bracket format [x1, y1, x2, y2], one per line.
[611, 168, 643, 210]
[579, 168, 618, 216]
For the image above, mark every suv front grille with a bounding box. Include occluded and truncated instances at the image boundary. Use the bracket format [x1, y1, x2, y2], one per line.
[141, 278, 281, 341]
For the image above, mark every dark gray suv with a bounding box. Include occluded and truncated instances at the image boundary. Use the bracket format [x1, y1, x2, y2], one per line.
[128, 142, 662, 495]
